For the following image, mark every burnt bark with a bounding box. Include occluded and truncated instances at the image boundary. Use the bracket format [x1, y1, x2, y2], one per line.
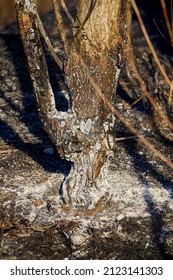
[1, 1, 172, 260]
[65, 0, 132, 119]
[13, 0, 133, 207]
[62, 0, 133, 206]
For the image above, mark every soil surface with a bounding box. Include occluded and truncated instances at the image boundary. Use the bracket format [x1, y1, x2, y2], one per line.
[0, 1, 173, 259]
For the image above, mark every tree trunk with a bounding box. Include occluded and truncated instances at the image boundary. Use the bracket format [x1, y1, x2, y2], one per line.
[62, 0, 133, 208]
[66, 0, 132, 119]
[13, 0, 133, 210]
[4, 0, 172, 260]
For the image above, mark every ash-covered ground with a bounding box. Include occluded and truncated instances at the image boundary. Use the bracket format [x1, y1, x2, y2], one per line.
[0, 0, 173, 259]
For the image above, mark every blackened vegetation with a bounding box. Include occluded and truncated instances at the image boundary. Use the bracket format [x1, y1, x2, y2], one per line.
[0, 0, 173, 259]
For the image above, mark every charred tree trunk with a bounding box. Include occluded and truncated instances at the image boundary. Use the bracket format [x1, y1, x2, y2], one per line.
[60, 0, 133, 210]
[13, 0, 133, 213]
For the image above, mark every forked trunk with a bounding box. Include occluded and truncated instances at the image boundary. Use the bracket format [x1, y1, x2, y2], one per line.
[13, 0, 133, 211]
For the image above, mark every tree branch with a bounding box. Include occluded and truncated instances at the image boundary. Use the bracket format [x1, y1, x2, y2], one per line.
[52, 0, 69, 52]
[13, 0, 74, 155]
[36, 12, 63, 70]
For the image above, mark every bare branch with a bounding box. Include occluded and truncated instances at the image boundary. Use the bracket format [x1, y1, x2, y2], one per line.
[126, 51, 173, 131]
[13, 0, 74, 152]
[72, 0, 97, 41]
[36, 12, 63, 70]
[52, 0, 68, 52]
[60, 0, 74, 24]
[131, 0, 172, 87]
[160, 0, 173, 46]
[131, 0, 173, 106]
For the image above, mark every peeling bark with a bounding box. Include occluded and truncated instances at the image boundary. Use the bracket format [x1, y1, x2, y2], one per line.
[61, 0, 133, 203]
[2, 1, 173, 259]
[13, 0, 76, 157]
[13, 0, 133, 205]
[66, 0, 132, 119]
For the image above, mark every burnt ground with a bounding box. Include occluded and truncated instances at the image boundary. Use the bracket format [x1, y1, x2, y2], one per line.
[0, 1, 173, 259]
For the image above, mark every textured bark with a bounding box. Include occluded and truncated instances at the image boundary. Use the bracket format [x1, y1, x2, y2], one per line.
[2, 1, 173, 260]
[65, 0, 132, 119]
[61, 0, 133, 204]
[13, 0, 76, 157]
[13, 0, 133, 205]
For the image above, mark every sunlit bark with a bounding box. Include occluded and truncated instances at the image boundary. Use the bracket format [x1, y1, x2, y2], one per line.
[13, 0, 133, 207]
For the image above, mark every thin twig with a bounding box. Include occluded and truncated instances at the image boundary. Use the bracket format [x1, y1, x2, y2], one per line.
[72, 0, 97, 41]
[171, 0, 173, 31]
[126, 52, 173, 130]
[114, 136, 136, 141]
[169, 80, 173, 104]
[36, 12, 63, 70]
[159, 0, 173, 104]
[0, 149, 18, 154]
[153, 18, 173, 46]
[52, 0, 68, 52]
[60, 0, 74, 24]
[131, 0, 173, 104]
[160, 0, 173, 46]
[126, 94, 147, 109]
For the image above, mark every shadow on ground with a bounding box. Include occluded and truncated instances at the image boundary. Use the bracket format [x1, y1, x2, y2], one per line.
[0, 1, 173, 260]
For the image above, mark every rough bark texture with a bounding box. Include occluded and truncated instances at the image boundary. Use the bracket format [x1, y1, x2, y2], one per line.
[11, 0, 141, 251]
[62, 0, 133, 205]
[66, 0, 132, 118]
[1, 0, 173, 259]
[13, 0, 76, 156]
[13, 0, 133, 204]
